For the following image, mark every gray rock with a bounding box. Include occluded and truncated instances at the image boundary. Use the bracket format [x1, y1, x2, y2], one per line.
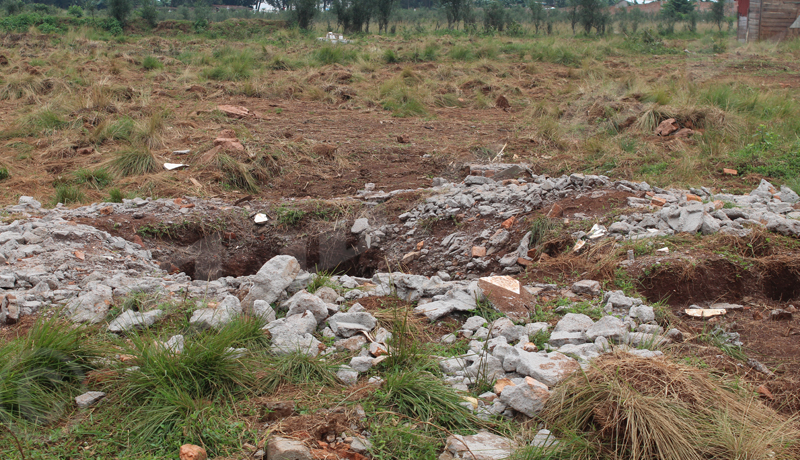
[584, 315, 625, 341]
[314, 286, 339, 304]
[498, 378, 550, 417]
[271, 333, 322, 357]
[571, 280, 601, 296]
[266, 311, 318, 336]
[350, 356, 374, 373]
[548, 331, 586, 347]
[446, 430, 516, 460]
[327, 311, 377, 337]
[553, 313, 594, 333]
[17, 196, 42, 210]
[515, 351, 579, 387]
[336, 366, 359, 386]
[701, 213, 721, 235]
[463, 316, 488, 331]
[252, 300, 277, 323]
[108, 309, 163, 332]
[268, 436, 313, 460]
[285, 291, 330, 323]
[242, 255, 301, 310]
[66, 284, 113, 324]
[604, 291, 638, 309]
[779, 185, 799, 204]
[530, 429, 559, 449]
[75, 391, 106, 408]
[662, 203, 704, 233]
[464, 175, 494, 185]
[629, 305, 655, 323]
[351, 218, 369, 234]
[163, 334, 184, 353]
[349, 436, 372, 454]
[0, 273, 14, 288]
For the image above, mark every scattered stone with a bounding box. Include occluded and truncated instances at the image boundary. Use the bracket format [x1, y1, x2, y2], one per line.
[242, 255, 301, 310]
[477, 276, 533, 320]
[217, 105, 250, 118]
[571, 280, 601, 296]
[65, 284, 113, 324]
[446, 430, 516, 460]
[530, 429, 559, 449]
[179, 444, 208, 460]
[499, 377, 550, 417]
[655, 118, 679, 136]
[267, 436, 313, 460]
[108, 309, 163, 332]
[472, 246, 487, 258]
[770, 309, 793, 321]
[351, 218, 369, 234]
[75, 391, 106, 408]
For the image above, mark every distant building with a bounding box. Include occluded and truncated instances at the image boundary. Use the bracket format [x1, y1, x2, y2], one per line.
[738, 0, 800, 41]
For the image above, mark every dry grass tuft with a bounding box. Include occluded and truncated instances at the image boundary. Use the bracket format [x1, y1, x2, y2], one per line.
[543, 353, 799, 460]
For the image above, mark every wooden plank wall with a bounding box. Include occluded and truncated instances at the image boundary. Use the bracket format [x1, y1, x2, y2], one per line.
[759, 0, 800, 39]
[748, 0, 762, 40]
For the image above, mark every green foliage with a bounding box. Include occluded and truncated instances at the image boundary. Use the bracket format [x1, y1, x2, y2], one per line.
[67, 5, 83, 18]
[470, 297, 504, 323]
[74, 167, 113, 189]
[139, 0, 159, 28]
[202, 47, 256, 81]
[529, 328, 551, 350]
[110, 148, 158, 177]
[528, 216, 559, 249]
[108, 0, 132, 25]
[274, 204, 306, 226]
[53, 184, 86, 205]
[375, 0, 396, 33]
[307, 271, 339, 293]
[383, 48, 400, 64]
[293, 0, 317, 30]
[484, 1, 507, 32]
[0, 167, 8, 181]
[261, 352, 341, 393]
[142, 55, 163, 70]
[372, 368, 479, 430]
[314, 45, 356, 66]
[439, 0, 472, 29]
[108, 188, 124, 203]
[331, 0, 374, 34]
[0, 316, 99, 424]
[710, 0, 726, 31]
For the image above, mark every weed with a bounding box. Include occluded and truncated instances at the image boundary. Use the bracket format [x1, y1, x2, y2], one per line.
[107, 188, 124, 203]
[315, 45, 355, 65]
[307, 270, 339, 293]
[470, 296, 505, 323]
[0, 167, 8, 181]
[528, 216, 559, 249]
[110, 148, 157, 177]
[261, 352, 341, 393]
[529, 328, 551, 350]
[53, 184, 85, 205]
[696, 326, 747, 361]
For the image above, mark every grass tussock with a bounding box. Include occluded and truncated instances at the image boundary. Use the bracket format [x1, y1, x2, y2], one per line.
[542, 353, 799, 460]
[0, 316, 99, 424]
[110, 148, 158, 177]
[215, 153, 260, 194]
[53, 183, 86, 205]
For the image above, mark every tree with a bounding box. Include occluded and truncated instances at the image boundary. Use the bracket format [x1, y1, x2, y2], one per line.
[483, 1, 506, 32]
[108, 0, 132, 25]
[140, 0, 159, 28]
[576, 0, 607, 34]
[375, 0, 396, 33]
[528, 0, 545, 34]
[661, 0, 695, 34]
[293, 0, 317, 30]
[439, 0, 471, 29]
[331, 0, 373, 33]
[710, 0, 725, 31]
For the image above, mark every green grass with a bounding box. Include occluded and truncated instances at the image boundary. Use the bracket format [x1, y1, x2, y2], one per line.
[73, 167, 113, 189]
[142, 55, 163, 70]
[0, 167, 8, 181]
[261, 352, 341, 393]
[110, 148, 158, 177]
[274, 204, 306, 226]
[201, 47, 256, 81]
[107, 187, 124, 203]
[53, 184, 85, 205]
[307, 270, 339, 293]
[314, 45, 356, 65]
[0, 316, 99, 425]
[216, 154, 259, 194]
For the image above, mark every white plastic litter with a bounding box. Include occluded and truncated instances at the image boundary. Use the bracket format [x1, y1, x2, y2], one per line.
[254, 213, 268, 224]
[163, 163, 188, 170]
[317, 31, 349, 44]
[586, 224, 607, 240]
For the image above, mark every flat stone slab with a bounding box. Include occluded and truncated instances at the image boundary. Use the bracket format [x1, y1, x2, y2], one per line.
[76, 391, 106, 408]
[446, 430, 517, 460]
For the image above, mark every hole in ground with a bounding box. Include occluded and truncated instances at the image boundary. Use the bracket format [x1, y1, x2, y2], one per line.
[159, 229, 382, 281]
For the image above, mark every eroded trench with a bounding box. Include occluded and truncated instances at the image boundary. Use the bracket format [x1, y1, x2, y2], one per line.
[637, 257, 800, 306]
[153, 228, 384, 281]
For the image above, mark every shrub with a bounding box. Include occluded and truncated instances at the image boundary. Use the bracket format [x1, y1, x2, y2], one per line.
[0, 167, 8, 181]
[67, 5, 83, 18]
[108, 188, 124, 203]
[139, 0, 158, 28]
[110, 148, 158, 177]
[108, 0, 132, 25]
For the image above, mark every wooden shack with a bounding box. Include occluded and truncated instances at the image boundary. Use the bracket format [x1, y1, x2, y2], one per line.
[738, 0, 800, 41]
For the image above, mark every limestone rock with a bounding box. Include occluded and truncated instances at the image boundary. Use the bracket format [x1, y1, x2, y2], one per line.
[242, 255, 301, 311]
[446, 431, 516, 460]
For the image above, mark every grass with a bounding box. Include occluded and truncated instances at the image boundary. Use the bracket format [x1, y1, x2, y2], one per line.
[261, 352, 341, 393]
[110, 148, 157, 177]
[0, 316, 99, 424]
[216, 154, 259, 194]
[274, 204, 306, 227]
[0, 167, 9, 181]
[142, 55, 163, 70]
[306, 270, 339, 293]
[542, 353, 799, 460]
[73, 167, 113, 189]
[53, 184, 85, 204]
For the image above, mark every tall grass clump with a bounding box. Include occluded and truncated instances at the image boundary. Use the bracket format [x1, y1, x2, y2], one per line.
[110, 148, 158, 177]
[201, 47, 256, 81]
[74, 167, 113, 189]
[542, 353, 799, 460]
[261, 352, 340, 393]
[106, 317, 268, 451]
[379, 76, 428, 118]
[314, 45, 356, 65]
[216, 154, 259, 193]
[142, 55, 163, 70]
[53, 184, 86, 204]
[0, 316, 99, 424]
